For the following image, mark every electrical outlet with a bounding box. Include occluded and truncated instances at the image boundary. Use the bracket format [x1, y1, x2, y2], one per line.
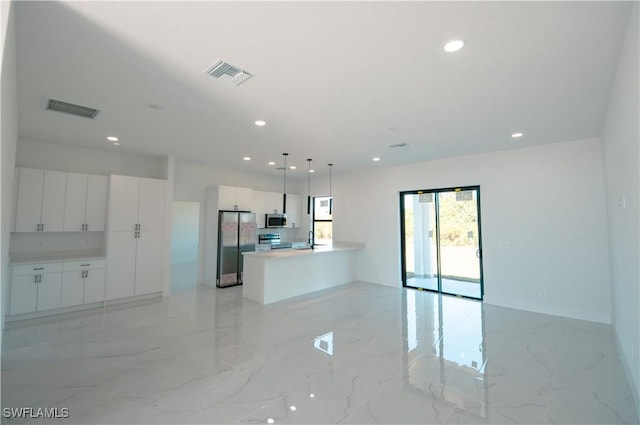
[618, 196, 626, 208]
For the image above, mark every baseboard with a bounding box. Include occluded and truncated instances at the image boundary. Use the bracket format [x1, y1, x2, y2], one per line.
[4, 292, 162, 329]
[614, 327, 640, 419]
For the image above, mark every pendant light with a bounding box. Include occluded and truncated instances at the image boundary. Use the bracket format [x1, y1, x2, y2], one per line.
[307, 158, 312, 215]
[328, 163, 333, 215]
[282, 153, 288, 214]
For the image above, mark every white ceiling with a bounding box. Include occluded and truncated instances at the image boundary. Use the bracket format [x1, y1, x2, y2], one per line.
[14, 1, 633, 178]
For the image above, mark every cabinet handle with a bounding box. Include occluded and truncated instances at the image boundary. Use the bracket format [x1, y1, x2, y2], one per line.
[34, 275, 38, 283]
[81, 264, 90, 267]
[33, 267, 44, 271]
[41, 224, 44, 231]
[85, 224, 88, 231]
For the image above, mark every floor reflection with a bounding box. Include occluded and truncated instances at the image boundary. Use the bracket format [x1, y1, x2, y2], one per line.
[404, 290, 488, 420]
[1, 282, 636, 424]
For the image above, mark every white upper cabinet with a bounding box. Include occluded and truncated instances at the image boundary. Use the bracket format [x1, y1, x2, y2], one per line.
[253, 191, 267, 228]
[15, 168, 45, 232]
[106, 174, 166, 234]
[15, 168, 66, 232]
[107, 175, 140, 232]
[64, 173, 107, 232]
[138, 177, 166, 231]
[40, 171, 66, 232]
[85, 175, 108, 231]
[64, 173, 87, 231]
[266, 192, 283, 215]
[218, 185, 253, 211]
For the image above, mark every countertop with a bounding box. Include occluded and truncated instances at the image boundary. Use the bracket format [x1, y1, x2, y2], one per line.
[10, 251, 106, 264]
[243, 242, 364, 259]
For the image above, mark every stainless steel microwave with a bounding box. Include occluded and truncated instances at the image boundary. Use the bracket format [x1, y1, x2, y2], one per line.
[265, 214, 287, 228]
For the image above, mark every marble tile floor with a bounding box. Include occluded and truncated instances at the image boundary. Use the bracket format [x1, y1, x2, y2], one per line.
[1, 281, 638, 424]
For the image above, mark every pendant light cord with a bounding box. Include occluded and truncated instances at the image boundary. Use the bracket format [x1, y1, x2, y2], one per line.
[283, 153, 288, 214]
[328, 163, 333, 215]
[307, 159, 312, 215]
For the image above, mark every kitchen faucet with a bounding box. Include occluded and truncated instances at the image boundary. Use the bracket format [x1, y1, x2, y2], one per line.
[308, 230, 314, 248]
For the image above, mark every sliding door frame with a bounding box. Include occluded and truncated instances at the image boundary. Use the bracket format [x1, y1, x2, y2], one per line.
[400, 185, 484, 300]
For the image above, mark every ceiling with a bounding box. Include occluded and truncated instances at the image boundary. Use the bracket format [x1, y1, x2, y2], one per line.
[14, 1, 633, 178]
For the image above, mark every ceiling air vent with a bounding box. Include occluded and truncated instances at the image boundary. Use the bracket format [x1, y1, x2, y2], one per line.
[46, 99, 100, 119]
[205, 60, 252, 86]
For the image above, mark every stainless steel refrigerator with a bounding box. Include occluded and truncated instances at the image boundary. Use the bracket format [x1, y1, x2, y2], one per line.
[217, 211, 257, 287]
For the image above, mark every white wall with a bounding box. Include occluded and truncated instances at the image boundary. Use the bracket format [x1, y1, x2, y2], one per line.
[173, 160, 306, 285]
[1, 0, 18, 337]
[601, 3, 639, 413]
[334, 138, 612, 324]
[16, 139, 166, 179]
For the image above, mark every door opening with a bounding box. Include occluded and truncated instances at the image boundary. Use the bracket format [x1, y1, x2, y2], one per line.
[400, 186, 484, 300]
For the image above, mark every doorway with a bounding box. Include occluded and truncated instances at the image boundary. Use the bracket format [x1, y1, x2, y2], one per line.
[171, 201, 200, 291]
[400, 186, 483, 300]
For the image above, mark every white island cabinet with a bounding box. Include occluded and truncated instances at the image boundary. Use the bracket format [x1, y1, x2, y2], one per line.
[242, 243, 364, 305]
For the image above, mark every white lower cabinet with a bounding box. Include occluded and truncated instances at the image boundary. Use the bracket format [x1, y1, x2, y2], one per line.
[60, 272, 84, 308]
[134, 230, 163, 296]
[61, 260, 107, 307]
[105, 232, 137, 300]
[35, 273, 62, 311]
[84, 269, 107, 304]
[10, 259, 106, 317]
[106, 229, 162, 300]
[10, 265, 63, 315]
[10, 274, 38, 315]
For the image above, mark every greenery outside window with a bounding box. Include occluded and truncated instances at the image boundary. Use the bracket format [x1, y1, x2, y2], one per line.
[313, 196, 332, 244]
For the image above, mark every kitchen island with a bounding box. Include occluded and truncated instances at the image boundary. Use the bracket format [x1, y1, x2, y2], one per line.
[242, 242, 364, 305]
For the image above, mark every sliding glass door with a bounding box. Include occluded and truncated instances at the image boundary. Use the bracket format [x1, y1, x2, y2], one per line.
[400, 186, 483, 300]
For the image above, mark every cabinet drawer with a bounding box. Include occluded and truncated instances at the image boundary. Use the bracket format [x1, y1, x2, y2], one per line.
[12, 262, 62, 276]
[63, 259, 106, 272]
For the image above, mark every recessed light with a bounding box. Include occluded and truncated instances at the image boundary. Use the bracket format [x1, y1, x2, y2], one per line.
[268, 161, 275, 166]
[511, 132, 524, 138]
[309, 393, 315, 398]
[289, 406, 297, 411]
[373, 157, 381, 162]
[309, 169, 315, 173]
[255, 120, 266, 127]
[289, 166, 296, 170]
[444, 40, 465, 53]
[243, 157, 251, 161]
[113, 142, 120, 146]
[106, 136, 119, 142]
[267, 419, 274, 424]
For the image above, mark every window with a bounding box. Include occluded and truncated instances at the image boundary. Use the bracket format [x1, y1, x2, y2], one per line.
[313, 196, 333, 244]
